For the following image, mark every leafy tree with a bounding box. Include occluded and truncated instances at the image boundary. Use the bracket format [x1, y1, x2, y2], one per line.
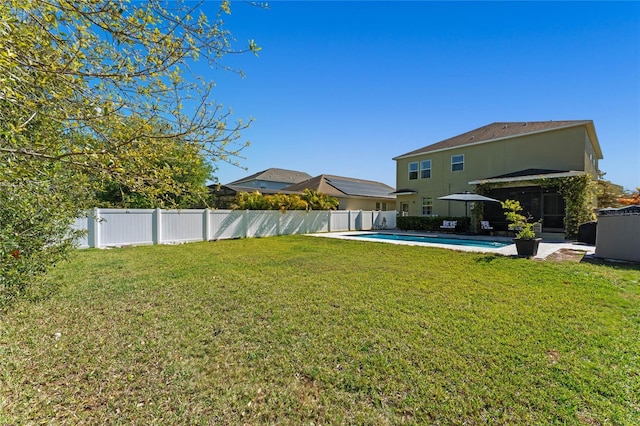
[94, 118, 215, 208]
[619, 188, 640, 206]
[596, 172, 625, 208]
[301, 189, 339, 210]
[1, 0, 259, 308]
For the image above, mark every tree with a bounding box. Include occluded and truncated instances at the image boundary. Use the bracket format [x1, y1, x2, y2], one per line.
[596, 172, 625, 208]
[1, 0, 259, 308]
[93, 118, 215, 209]
[619, 188, 640, 206]
[301, 189, 339, 210]
[232, 190, 339, 211]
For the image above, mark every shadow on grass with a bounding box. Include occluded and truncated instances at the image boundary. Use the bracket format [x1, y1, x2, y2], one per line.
[474, 255, 503, 264]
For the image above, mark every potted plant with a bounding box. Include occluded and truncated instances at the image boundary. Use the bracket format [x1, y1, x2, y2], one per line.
[501, 199, 542, 257]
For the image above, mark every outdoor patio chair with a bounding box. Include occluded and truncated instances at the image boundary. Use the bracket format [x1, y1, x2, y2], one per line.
[480, 221, 493, 231]
[480, 220, 494, 235]
[440, 220, 457, 232]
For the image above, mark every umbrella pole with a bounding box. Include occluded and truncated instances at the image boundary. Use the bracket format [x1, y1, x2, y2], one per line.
[465, 202, 469, 232]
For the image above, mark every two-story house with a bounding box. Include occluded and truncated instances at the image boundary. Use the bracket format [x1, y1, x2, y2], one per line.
[393, 120, 603, 233]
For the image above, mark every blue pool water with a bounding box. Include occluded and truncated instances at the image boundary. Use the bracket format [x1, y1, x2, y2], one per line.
[347, 233, 512, 249]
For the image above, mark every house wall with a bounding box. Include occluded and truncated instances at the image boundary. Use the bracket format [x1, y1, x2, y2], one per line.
[395, 126, 596, 217]
[337, 197, 396, 211]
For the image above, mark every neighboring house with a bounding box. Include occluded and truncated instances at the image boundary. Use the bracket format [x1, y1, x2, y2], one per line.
[393, 120, 603, 233]
[284, 174, 396, 211]
[209, 168, 312, 208]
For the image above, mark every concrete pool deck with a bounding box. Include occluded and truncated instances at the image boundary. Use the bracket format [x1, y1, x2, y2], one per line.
[309, 230, 596, 260]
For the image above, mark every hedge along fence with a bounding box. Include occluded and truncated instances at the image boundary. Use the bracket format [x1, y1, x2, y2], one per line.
[396, 216, 470, 232]
[72, 208, 398, 249]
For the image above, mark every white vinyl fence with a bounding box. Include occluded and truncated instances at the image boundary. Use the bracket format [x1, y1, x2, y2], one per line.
[74, 208, 397, 249]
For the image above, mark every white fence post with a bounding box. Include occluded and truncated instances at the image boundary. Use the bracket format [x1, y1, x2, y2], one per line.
[203, 208, 210, 241]
[154, 208, 163, 245]
[277, 211, 282, 236]
[89, 207, 101, 248]
[243, 210, 248, 238]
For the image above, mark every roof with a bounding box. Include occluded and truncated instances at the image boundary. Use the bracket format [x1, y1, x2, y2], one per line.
[468, 169, 586, 185]
[212, 184, 301, 195]
[488, 168, 567, 179]
[227, 168, 312, 186]
[394, 120, 602, 159]
[284, 175, 396, 199]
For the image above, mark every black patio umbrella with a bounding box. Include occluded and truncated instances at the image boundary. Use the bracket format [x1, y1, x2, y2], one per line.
[438, 192, 501, 231]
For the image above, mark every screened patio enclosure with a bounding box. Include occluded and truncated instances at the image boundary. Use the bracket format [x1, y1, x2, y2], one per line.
[482, 186, 566, 233]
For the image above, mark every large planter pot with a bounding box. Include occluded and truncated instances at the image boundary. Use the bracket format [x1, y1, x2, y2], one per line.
[513, 238, 542, 257]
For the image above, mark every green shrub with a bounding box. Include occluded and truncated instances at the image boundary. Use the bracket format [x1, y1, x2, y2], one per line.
[1, 175, 88, 311]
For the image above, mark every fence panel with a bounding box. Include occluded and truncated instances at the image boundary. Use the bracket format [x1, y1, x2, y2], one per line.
[209, 210, 245, 240]
[349, 211, 359, 231]
[99, 209, 155, 246]
[304, 211, 330, 233]
[330, 211, 350, 232]
[360, 211, 374, 230]
[373, 211, 396, 230]
[279, 210, 309, 235]
[382, 211, 397, 229]
[71, 216, 90, 249]
[74, 208, 397, 248]
[246, 211, 279, 238]
[162, 210, 206, 244]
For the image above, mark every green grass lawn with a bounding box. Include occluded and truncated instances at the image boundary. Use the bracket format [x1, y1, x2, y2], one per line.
[1, 236, 639, 424]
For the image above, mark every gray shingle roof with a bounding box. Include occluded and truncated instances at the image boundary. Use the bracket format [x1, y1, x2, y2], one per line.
[284, 175, 395, 199]
[228, 168, 311, 185]
[394, 120, 595, 159]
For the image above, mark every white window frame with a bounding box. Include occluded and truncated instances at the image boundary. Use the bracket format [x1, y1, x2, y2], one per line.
[451, 154, 464, 172]
[408, 162, 418, 180]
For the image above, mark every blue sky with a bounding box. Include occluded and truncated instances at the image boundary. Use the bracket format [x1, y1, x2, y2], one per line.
[202, 1, 639, 191]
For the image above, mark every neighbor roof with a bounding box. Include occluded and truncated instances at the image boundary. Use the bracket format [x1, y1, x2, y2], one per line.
[227, 168, 312, 186]
[394, 120, 602, 159]
[212, 184, 301, 195]
[284, 175, 396, 199]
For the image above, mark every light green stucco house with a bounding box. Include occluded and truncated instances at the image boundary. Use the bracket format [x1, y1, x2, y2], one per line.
[393, 120, 603, 233]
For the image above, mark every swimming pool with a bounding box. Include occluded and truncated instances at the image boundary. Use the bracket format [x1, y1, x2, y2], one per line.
[346, 232, 512, 249]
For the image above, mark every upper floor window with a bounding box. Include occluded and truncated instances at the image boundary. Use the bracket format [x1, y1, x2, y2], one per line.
[420, 160, 432, 179]
[451, 154, 464, 172]
[408, 162, 418, 180]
